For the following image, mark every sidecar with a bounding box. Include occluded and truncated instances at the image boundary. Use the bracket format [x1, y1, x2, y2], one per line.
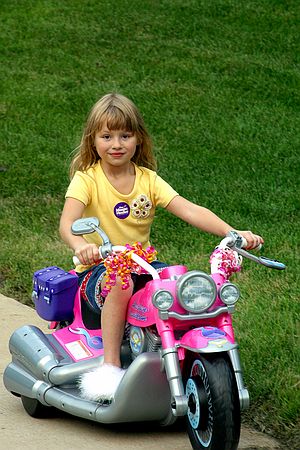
[3, 269, 174, 425]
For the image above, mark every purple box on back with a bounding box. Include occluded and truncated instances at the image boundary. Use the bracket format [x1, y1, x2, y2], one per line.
[32, 266, 78, 321]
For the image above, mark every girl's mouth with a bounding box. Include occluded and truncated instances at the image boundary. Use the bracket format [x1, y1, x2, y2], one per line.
[110, 152, 124, 158]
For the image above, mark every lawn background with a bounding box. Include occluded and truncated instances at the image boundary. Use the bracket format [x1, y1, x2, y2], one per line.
[1, 0, 299, 447]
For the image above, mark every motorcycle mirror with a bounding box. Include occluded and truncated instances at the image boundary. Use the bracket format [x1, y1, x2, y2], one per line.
[71, 217, 100, 235]
[258, 256, 286, 270]
[233, 246, 286, 271]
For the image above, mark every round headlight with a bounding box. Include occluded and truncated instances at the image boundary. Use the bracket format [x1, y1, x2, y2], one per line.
[176, 271, 217, 313]
[152, 290, 174, 311]
[219, 283, 240, 305]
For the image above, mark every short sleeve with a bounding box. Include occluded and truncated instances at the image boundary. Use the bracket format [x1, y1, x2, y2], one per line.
[152, 174, 179, 208]
[65, 171, 92, 206]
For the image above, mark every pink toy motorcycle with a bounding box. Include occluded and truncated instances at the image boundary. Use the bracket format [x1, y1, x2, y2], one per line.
[3, 217, 285, 450]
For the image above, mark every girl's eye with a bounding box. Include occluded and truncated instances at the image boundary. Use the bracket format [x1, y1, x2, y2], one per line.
[102, 135, 111, 140]
[122, 134, 131, 140]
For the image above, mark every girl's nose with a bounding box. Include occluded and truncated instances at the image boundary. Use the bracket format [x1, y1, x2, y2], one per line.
[112, 136, 122, 148]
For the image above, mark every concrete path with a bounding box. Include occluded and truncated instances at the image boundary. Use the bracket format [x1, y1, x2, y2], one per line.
[0, 293, 280, 449]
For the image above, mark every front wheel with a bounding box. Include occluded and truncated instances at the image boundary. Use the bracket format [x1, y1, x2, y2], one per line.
[184, 353, 240, 450]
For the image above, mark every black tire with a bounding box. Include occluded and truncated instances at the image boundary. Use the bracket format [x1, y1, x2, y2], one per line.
[21, 395, 52, 418]
[184, 353, 240, 450]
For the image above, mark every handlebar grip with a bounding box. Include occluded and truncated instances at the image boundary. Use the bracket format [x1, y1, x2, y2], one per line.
[73, 246, 104, 266]
[241, 237, 247, 248]
[73, 256, 81, 266]
[241, 236, 262, 251]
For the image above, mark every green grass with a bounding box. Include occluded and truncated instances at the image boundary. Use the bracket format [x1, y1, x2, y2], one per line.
[1, 0, 299, 446]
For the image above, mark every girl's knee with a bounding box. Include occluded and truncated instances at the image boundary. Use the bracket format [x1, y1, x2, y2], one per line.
[116, 276, 133, 291]
[102, 276, 133, 300]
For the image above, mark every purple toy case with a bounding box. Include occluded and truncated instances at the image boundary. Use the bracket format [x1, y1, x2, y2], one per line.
[32, 266, 78, 321]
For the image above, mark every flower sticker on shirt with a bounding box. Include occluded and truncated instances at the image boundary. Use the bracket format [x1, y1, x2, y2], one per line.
[131, 194, 152, 219]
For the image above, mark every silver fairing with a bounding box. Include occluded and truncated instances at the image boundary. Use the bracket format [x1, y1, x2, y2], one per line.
[3, 325, 172, 423]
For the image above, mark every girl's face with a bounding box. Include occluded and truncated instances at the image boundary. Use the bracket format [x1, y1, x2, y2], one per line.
[94, 125, 138, 168]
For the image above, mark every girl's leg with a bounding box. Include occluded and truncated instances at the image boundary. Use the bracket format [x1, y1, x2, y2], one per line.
[78, 277, 133, 401]
[101, 277, 133, 367]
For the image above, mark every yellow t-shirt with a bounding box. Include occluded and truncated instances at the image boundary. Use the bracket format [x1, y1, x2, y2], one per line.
[65, 162, 178, 270]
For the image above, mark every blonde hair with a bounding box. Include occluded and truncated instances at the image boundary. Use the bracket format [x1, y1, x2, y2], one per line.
[70, 93, 156, 177]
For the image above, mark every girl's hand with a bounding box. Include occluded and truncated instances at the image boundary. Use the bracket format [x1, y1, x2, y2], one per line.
[74, 243, 101, 266]
[235, 230, 264, 250]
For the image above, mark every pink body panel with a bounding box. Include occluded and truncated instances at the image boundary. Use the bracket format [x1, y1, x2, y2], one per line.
[126, 284, 156, 326]
[50, 265, 235, 361]
[159, 265, 188, 279]
[127, 270, 187, 327]
[180, 325, 235, 350]
[52, 288, 104, 361]
[209, 272, 227, 308]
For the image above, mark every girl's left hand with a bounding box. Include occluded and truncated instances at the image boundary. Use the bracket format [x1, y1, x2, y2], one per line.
[235, 230, 264, 250]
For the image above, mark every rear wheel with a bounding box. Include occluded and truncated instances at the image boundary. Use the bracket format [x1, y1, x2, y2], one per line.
[184, 354, 240, 450]
[21, 395, 52, 418]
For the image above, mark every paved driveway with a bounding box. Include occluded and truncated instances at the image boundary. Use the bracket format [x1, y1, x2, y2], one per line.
[0, 294, 280, 449]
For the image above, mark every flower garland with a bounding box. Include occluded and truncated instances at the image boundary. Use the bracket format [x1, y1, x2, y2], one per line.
[101, 242, 157, 297]
[210, 246, 242, 278]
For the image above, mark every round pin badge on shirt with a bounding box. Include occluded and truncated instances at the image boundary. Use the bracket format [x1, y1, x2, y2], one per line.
[114, 202, 130, 219]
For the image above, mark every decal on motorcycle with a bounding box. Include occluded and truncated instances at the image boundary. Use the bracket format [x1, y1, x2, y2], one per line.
[129, 311, 147, 321]
[208, 339, 228, 348]
[69, 327, 103, 349]
[129, 326, 145, 355]
[201, 327, 226, 339]
[65, 340, 93, 360]
[114, 202, 130, 219]
[132, 302, 149, 313]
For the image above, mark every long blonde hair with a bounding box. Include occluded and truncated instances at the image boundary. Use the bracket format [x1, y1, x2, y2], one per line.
[70, 93, 156, 178]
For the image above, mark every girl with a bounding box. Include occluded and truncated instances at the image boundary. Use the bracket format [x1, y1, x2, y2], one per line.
[59, 92, 263, 401]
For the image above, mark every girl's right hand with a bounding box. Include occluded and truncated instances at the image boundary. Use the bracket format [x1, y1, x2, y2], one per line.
[235, 230, 264, 250]
[74, 243, 101, 266]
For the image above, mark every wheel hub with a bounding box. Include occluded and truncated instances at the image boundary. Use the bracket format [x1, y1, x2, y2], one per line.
[186, 378, 201, 429]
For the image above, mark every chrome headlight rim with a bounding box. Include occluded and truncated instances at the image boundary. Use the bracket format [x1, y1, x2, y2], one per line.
[219, 282, 240, 305]
[152, 289, 174, 311]
[176, 270, 217, 313]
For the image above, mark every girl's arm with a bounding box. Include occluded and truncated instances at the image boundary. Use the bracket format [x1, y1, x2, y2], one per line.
[165, 196, 263, 249]
[59, 197, 101, 265]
